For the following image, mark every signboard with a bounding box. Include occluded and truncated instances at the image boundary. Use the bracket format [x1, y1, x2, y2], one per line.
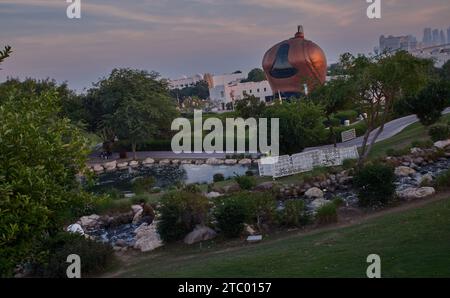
[341, 128, 357, 143]
[258, 146, 359, 178]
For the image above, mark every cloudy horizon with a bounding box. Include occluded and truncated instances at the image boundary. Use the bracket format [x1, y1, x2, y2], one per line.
[1, 0, 449, 91]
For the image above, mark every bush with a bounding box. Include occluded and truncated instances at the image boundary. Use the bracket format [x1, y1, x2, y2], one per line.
[132, 177, 155, 194]
[342, 159, 357, 170]
[36, 232, 114, 278]
[247, 192, 277, 227]
[354, 164, 396, 207]
[280, 200, 307, 227]
[429, 124, 450, 142]
[105, 188, 122, 200]
[435, 169, 450, 189]
[213, 173, 225, 183]
[332, 196, 345, 208]
[235, 175, 256, 190]
[245, 170, 255, 177]
[315, 203, 338, 224]
[334, 110, 359, 123]
[157, 191, 210, 242]
[215, 198, 248, 238]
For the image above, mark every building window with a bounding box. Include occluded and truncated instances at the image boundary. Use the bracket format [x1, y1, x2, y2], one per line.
[257, 89, 260, 93]
[270, 43, 298, 79]
[264, 88, 267, 92]
[249, 89, 252, 93]
[220, 91, 225, 97]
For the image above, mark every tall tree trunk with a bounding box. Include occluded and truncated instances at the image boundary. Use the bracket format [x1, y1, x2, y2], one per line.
[358, 123, 372, 167]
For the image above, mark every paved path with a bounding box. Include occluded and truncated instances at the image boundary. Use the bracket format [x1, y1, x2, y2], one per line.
[89, 109, 450, 163]
[304, 108, 450, 152]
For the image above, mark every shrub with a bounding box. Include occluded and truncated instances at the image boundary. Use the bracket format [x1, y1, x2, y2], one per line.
[132, 177, 155, 194]
[435, 169, 450, 189]
[245, 170, 255, 177]
[247, 192, 277, 227]
[334, 110, 359, 123]
[235, 175, 256, 190]
[105, 188, 122, 200]
[429, 124, 450, 142]
[332, 196, 345, 208]
[157, 191, 210, 242]
[354, 164, 396, 207]
[280, 200, 307, 227]
[213, 173, 225, 183]
[36, 232, 114, 278]
[342, 159, 357, 170]
[315, 203, 338, 224]
[215, 198, 248, 238]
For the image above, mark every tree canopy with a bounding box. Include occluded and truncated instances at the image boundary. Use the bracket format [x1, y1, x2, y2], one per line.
[241, 68, 266, 83]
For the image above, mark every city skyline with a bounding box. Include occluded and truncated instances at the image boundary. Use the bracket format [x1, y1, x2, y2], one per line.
[1, 0, 450, 91]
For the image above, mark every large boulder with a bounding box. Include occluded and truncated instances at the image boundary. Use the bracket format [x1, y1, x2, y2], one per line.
[254, 182, 276, 192]
[134, 222, 163, 252]
[132, 209, 143, 224]
[305, 187, 324, 199]
[434, 139, 450, 149]
[395, 166, 416, 177]
[129, 160, 139, 168]
[309, 198, 329, 211]
[224, 159, 237, 165]
[103, 160, 117, 172]
[79, 214, 101, 229]
[419, 173, 433, 185]
[142, 158, 155, 165]
[92, 164, 104, 173]
[183, 225, 217, 245]
[206, 158, 224, 165]
[206, 192, 223, 199]
[396, 187, 436, 200]
[223, 184, 241, 193]
[117, 162, 129, 169]
[159, 159, 170, 165]
[131, 204, 143, 215]
[238, 159, 252, 165]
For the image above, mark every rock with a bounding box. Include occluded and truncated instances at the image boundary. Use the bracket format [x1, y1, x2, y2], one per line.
[223, 184, 241, 193]
[238, 159, 252, 165]
[142, 157, 155, 165]
[224, 159, 237, 165]
[434, 139, 450, 149]
[338, 176, 353, 185]
[206, 158, 224, 165]
[410, 147, 422, 155]
[132, 209, 143, 224]
[183, 225, 217, 245]
[206, 192, 222, 199]
[79, 214, 100, 228]
[66, 223, 84, 236]
[195, 160, 204, 165]
[254, 182, 276, 192]
[395, 166, 416, 177]
[397, 187, 435, 200]
[305, 187, 324, 199]
[117, 162, 129, 169]
[115, 239, 127, 247]
[171, 159, 180, 165]
[129, 160, 139, 168]
[181, 160, 192, 164]
[131, 204, 143, 215]
[92, 164, 104, 173]
[419, 174, 433, 185]
[103, 160, 117, 172]
[159, 159, 170, 165]
[309, 198, 329, 211]
[134, 222, 163, 252]
[244, 224, 256, 236]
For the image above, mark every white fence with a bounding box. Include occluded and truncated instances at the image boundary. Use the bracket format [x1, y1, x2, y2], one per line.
[258, 146, 359, 178]
[341, 128, 357, 142]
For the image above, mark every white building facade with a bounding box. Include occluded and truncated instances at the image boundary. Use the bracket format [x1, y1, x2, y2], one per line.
[169, 74, 204, 90]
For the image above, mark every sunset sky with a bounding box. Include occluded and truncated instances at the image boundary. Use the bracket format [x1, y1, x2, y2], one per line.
[1, 0, 449, 91]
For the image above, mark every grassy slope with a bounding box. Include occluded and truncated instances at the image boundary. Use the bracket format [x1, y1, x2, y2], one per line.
[110, 196, 450, 278]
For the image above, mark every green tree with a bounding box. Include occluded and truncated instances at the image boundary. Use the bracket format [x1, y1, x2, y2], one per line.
[263, 100, 326, 154]
[241, 68, 266, 83]
[85, 68, 178, 155]
[407, 80, 450, 126]
[170, 80, 210, 102]
[0, 45, 12, 67]
[234, 95, 266, 119]
[343, 51, 433, 165]
[0, 91, 95, 276]
[308, 77, 354, 146]
[441, 60, 450, 81]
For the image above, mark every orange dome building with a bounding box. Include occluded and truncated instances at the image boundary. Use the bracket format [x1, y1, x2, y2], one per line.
[262, 26, 327, 98]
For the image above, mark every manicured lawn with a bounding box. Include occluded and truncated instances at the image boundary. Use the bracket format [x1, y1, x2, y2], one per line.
[368, 114, 450, 159]
[109, 197, 450, 278]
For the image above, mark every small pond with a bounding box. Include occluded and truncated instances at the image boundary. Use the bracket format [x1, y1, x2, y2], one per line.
[91, 164, 258, 193]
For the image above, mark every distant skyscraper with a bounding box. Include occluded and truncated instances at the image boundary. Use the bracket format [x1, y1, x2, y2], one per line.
[447, 27, 450, 45]
[432, 29, 440, 44]
[423, 28, 432, 45]
[440, 30, 446, 45]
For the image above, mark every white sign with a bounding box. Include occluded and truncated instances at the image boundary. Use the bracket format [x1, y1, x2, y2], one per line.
[341, 128, 357, 143]
[258, 146, 359, 178]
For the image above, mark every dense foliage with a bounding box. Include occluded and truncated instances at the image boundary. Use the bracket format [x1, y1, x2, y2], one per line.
[354, 164, 396, 207]
[215, 198, 248, 238]
[0, 91, 95, 276]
